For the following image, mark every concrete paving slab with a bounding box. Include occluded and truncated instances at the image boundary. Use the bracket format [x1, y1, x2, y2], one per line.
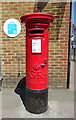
[1, 88, 74, 118]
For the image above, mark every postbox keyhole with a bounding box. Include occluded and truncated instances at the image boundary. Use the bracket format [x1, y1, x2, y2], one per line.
[44, 58, 47, 64]
[41, 59, 47, 68]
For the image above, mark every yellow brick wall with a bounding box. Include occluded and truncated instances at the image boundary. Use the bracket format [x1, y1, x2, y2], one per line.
[1, 2, 71, 88]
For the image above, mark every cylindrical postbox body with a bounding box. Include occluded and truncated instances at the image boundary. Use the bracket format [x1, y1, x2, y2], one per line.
[21, 11, 54, 114]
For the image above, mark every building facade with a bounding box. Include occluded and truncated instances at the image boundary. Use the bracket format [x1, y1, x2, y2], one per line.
[1, 2, 71, 88]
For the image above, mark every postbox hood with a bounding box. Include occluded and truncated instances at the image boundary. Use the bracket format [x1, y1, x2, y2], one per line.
[20, 11, 54, 24]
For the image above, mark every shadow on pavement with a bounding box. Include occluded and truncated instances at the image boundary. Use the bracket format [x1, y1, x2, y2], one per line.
[14, 77, 26, 107]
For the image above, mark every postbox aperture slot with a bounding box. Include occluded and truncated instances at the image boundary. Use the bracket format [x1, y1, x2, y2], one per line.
[30, 30, 44, 34]
[32, 38, 41, 53]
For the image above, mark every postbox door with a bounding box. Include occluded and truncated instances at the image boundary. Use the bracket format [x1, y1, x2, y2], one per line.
[26, 34, 48, 90]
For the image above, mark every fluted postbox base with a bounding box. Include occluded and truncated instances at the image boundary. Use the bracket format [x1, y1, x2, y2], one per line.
[25, 88, 48, 114]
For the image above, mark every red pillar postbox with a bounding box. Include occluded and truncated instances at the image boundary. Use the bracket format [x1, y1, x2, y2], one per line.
[20, 11, 54, 114]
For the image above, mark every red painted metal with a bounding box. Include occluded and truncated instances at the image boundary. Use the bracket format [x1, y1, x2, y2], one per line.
[21, 11, 54, 90]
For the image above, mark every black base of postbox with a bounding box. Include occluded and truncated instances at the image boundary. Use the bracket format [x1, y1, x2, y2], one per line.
[26, 88, 48, 114]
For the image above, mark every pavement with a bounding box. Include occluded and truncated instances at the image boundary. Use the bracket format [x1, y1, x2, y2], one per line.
[0, 51, 75, 119]
[0, 88, 74, 119]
